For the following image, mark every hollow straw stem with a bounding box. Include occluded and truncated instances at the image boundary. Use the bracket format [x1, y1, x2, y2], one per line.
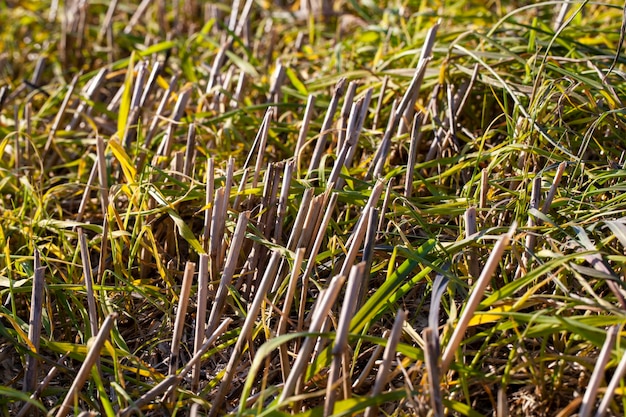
[324, 262, 364, 416]
[594, 339, 626, 417]
[579, 326, 617, 417]
[23, 249, 45, 394]
[168, 262, 195, 380]
[208, 251, 282, 417]
[441, 223, 516, 372]
[55, 313, 117, 417]
[363, 309, 407, 417]
[119, 318, 232, 417]
[279, 273, 347, 404]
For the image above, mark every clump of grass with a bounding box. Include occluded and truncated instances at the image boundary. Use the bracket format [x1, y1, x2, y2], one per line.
[2, 1, 626, 416]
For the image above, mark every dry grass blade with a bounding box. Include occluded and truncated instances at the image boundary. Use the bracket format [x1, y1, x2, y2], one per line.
[324, 262, 365, 416]
[442, 223, 516, 372]
[364, 309, 407, 417]
[280, 274, 347, 404]
[55, 313, 117, 417]
[23, 249, 45, 394]
[579, 326, 618, 417]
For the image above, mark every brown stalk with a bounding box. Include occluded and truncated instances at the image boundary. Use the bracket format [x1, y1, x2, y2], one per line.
[517, 176, 542, 278]
[167, 261, 195, 386]
[595, 339, 626, 417]
[295, 95, 316, 162]
[579, 326, 617, 417]
[344, 180, 385, 251]
[363, 309, 407, 417]
[122, 60, 147, 148]
[144, 73, 178, 150]
[404, 112, 424, 198]
[336, 81, 358, 153]
[124, 0, 152, 34]
[269, 61, 286, 105]
[274, 160, 294, 245]
[359, 208, 379, 306]
[308, 77, 346, 175]
[119, 318, 231, 417]
[17, 354, 69, 417]
[206, 211, 250, 337]
[464, 206, 479, 282]
[423, 327, 443, 417]
[14, 105, 21, 175]
[324, 262, 365, 416]
[479, 168, 489, 210]
[279, 274, 347, 404]
[370, 22, 438, 178]
[44, 73, 80, 155]
[208, 187, 226, 283]
[192, 254, 209, 393]
[343, 88, 373, 172]
[209, 251, 282, 417]
[541, 161, 567, 214]
[277, 247, 307, 382]
[23, 249, 45, 394]
[154, 88, 191, 167]
[77, 228, 99, 338]
[372, 75, 389, 131]
[55, 313, 117, 417]
[203, 157, 214, 251]
[441, 223, 516, 372]
[285, 188, 315, 252]
[97, 0, 118, 42]
[139, 62, 163, 108]
[244, 106, 274, 190]
[65, 68, 108, 132]
[352, 333, 387, 391]
[297, 192, 339, 331]
[183, 122, 196, 178]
